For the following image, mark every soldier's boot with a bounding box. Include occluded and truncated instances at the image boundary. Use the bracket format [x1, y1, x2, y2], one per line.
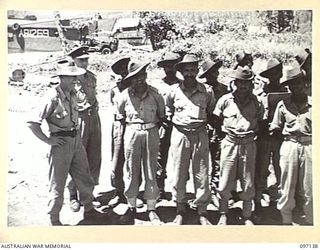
[199, 213, 212, 225]
[148, 210, 162, 226]
[50, 214, 63, 226]
[69, 194, 81, 212]
[120, 208, 136, 225]
[217, 213, 228, 225]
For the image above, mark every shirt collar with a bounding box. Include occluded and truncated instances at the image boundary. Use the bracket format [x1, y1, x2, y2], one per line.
[232, 91, 257, 106]
[231, 91, 255, 99]
[56, 85, 76, 101]
[56, 85, 67, 101]
[163, 76, 180, 85]
[129, 85, 150, 99]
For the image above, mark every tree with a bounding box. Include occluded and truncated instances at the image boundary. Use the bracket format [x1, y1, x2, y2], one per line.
[258, 10, 295, 33]
[138, 11, 178, 50]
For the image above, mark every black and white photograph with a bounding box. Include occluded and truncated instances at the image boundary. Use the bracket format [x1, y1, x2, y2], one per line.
[6, 8, 314, 231]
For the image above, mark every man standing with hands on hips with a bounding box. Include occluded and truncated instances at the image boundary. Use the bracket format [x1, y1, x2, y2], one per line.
[27, 65, 103, 226]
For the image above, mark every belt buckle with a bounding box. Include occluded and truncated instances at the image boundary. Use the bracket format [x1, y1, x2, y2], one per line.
[141, 124, 147, 130]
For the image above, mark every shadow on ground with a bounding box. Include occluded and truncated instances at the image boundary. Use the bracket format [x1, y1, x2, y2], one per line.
[71, 190, 311, 226]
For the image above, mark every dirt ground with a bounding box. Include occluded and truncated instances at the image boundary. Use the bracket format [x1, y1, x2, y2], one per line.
[6, 51, 304, 227]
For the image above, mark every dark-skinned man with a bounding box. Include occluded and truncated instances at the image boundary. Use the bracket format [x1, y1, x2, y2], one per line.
[254, 58, 287, 220]
[198, 58, 228, 207]
[107, 57, 144, 209]
[166, 54, 216, 225]
[115, 61, 166, 225]
[270, 67, 312, 225]
[156, 52, 181, 199]
[213, 66, 264, 226]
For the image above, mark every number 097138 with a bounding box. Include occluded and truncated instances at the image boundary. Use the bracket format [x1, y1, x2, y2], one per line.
[299, 244, 319, 248]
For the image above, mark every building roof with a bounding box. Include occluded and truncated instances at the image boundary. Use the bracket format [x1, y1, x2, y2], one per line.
[112, 17, 141, 33]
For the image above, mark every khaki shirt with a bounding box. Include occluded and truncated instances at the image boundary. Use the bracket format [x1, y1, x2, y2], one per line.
[116, 85, 165, 124]
[75, 70, 97, 111]
[166, 81, 216, 129]
[213, 92, 264, 137]
[270, 97, 312, 136]
[28, 85, 79, 133]
[108, 79, 128, 116]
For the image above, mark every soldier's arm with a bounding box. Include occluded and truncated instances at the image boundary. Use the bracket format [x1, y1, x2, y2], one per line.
[114, 91, 126, 125]
[155, 94, 169, 128]
[27, 92, 66, 147]
[28, 122, 65, 146]
[156, 93, 165, 120]
[165, 87, 175, 122]
[269, 101, 284, 135]
[209, 96, 224, 131]
[256, 98, 269, 136]
[206, 87, 217, 114]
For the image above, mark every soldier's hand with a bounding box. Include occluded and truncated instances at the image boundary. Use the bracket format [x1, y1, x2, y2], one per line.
[47, 137, 66, 147]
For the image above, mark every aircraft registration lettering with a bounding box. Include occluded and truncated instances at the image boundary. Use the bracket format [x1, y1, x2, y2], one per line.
[21, 29, 50, 37]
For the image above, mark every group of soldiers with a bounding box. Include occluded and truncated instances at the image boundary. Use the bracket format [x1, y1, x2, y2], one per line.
[27, 45, 312, 226]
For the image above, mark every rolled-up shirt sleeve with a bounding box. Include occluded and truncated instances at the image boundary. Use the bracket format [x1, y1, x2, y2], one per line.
[165, 87, 174, 120]
[115, 92, 126, 121]
[27, 90, 57, 125]
[212, 96, 224, 118]
[269, 101, 284, 131]
[156, 94, 165, 120]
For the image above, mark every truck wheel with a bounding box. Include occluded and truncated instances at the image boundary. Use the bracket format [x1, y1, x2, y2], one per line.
[102, 48, 111, 54]
[12, 23, 21, 31]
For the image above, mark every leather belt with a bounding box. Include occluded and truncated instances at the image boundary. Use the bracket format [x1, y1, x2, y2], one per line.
[126, 123, 157, 130]
[50, 130, 78, 137]
[174, 124, 206, 135]
[225, 134, 255, 144]
[284, 135, 312, 144]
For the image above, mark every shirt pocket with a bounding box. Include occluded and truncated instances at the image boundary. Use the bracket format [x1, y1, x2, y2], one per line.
[125, 104, 139, 121]
[144, 104, 156, 121]
[223, 107, 237, 128]
[53, 99, 68, 119]
[223, 107, 237, 118]
[284, 112, 297, 128]
[194, 98, 207, 118]
[174, 99, 186, 113]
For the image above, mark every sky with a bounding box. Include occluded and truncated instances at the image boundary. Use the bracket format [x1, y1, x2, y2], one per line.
[7, 10, 123, 20]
